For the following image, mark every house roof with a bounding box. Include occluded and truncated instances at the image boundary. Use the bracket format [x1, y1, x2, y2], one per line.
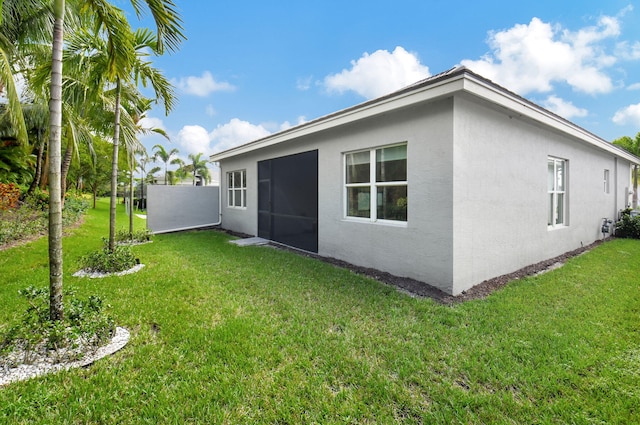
[210, 66, 640, 165]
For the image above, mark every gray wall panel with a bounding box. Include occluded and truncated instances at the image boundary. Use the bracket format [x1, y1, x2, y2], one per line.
[147, 186, 220, 233]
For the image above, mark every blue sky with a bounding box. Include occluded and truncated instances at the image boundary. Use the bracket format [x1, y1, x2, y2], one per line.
[119, 1, 640, 176]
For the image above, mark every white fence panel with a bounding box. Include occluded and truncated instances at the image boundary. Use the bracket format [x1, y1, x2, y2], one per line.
[147, 185, 220, 233]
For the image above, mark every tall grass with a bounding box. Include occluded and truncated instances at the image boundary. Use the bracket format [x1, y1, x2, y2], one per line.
[1, 198, 638, 424]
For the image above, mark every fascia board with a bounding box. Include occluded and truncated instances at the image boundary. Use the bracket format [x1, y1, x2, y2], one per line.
[461, 76, 640, 165]
[210, 76, 466, 162]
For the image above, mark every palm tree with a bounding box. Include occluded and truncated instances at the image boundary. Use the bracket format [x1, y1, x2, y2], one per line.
[613, 132, 640, 208]
[152, 143, 178, 184]
[187, 152, 210, 186]
[44, 0, 184, 320]
[0, 0, 50, 146]
[45, 0, 66, 321]
[107, 26, 177, 252]
[168, 157, 186, 184]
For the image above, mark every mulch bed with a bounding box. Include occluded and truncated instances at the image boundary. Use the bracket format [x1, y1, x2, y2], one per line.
[216, 226, 603, 304]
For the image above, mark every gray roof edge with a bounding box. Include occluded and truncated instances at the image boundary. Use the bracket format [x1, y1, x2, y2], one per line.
[210, 66, 640, 165]
[210, 67, 467, 162]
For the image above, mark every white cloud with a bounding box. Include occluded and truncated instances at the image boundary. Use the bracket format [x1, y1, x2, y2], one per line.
[613, 103, 640, 126]
[541, 95, 588, 119]
[138, 116, 166, 132]
[616, 40, 640, 60]
[279, 116, 307, 131]
[176, 125, 212, 156]
[324, 46, 431, 99]
[296, 76, 313, 91]
[460, 14, 621, 95]
[205, 104, 217, 116]
[174, 71, 235, 97]
[627, 82, 640, 90]
[175, 118, 308, 157]
[209, 118, 271, 153]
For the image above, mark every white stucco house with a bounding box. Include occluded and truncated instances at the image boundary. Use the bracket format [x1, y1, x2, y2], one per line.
[210, 66, 639, 295]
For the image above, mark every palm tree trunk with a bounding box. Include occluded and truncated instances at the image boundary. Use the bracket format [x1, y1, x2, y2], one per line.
[26, 131, 45, 196]
[129, 152, 134, 238]
[634, 165, 638, 208]
[109, 78, 122, 252]
[60, 141, 73, 202]
[40, 148, 49, 189]
[48, 0, 65, 322]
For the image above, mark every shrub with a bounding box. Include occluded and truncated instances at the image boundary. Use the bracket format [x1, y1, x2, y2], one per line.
[62, 193, 89, 226]
[79, 239, 138, 273]
[0, 190, 89, 246]
[0, 286, 115, 366]
[615, 209, 640, 239]
[23, 188, 49, 211]
[0, 206, 47, 245]
[0, 183, 21, 210]
[116, 227, 153, 243]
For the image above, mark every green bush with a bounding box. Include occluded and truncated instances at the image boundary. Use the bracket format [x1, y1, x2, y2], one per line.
[116, 227, 153, 243]
[23, 188, 49, 211]
[0, 286, 115, 365]
[0, 206, 47, 245]
[0, 190, 89, 246]
[79, 239, 138, 273]
[615, 208, 640, 239]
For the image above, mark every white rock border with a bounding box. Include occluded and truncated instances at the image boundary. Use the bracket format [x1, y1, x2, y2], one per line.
[0, 327, 130, 387]
[73, 264, 145, 279]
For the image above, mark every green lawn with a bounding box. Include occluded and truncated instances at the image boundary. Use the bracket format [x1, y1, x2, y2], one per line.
[1, 198, 639, 424]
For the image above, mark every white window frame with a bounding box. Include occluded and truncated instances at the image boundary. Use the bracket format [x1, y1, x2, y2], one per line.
[344, 143, 408, 225]
[548, 157, 567, 228]
[604, 169, 610, 194]
[227, 169, 246, 209]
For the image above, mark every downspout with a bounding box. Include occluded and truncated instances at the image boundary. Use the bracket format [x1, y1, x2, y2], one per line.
[150, 162, 223, 234]
[614, 157, 618, 219]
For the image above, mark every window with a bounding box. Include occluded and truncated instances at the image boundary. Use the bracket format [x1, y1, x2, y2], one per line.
[548, 157, 567, 227]
[604, 169, 610, 194]
[227, 170, 246, 208]
[345, 143, 407, 222]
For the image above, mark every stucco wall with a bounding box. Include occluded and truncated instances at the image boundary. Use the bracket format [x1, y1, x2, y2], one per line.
[451, 94, 631, 294]
[218, 99, 457, 293]
[216, 93, 633, 296]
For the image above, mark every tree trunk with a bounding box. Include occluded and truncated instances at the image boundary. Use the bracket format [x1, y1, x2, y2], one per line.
[634, 165, 638, 209]
[40, 148, 49, 189]
[60, 141, 73, 199]
[48, 0, 65, 322]
[129, 152, 134, 238]
[108, 78, 122, 252]
[26, 131, 45, 196]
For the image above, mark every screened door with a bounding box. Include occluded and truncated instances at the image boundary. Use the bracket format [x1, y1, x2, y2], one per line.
[258, 150, 318, 252]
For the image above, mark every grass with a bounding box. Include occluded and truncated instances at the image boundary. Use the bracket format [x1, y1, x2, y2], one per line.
[1, 198, 639, 424]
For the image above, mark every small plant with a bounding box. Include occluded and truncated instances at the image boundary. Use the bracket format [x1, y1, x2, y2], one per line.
[615, 208, 640, 239]
[0, 189, 89, 247]
[0, 286, 115, 367]
[22, 188, 49, 211]
[79, 238, 138, 273]
[116, 227, 153, 243]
